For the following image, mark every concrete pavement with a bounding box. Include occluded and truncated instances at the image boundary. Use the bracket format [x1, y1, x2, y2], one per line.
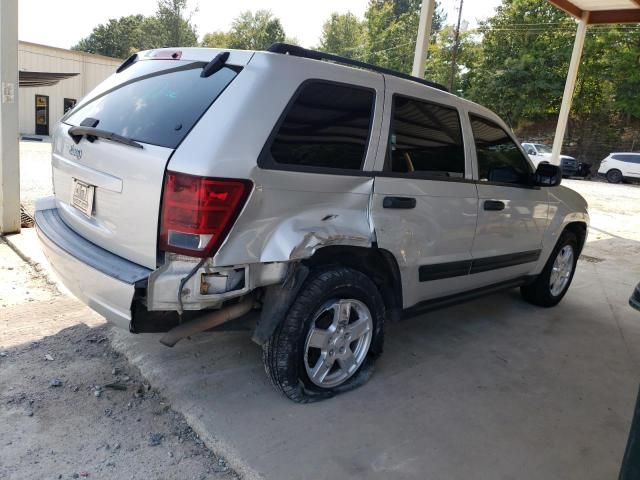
[9, 168, 640, 479]
[105, 234, 640, 480]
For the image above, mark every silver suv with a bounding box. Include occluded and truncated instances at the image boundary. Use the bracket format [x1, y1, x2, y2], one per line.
[35, 44, 589, 402]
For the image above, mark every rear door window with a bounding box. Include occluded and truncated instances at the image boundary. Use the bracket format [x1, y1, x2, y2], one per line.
[64, 61, 238, 149]
[385, 95, 465, 178]
[613, 154, 640, 164]
[264, 81, 375, 172]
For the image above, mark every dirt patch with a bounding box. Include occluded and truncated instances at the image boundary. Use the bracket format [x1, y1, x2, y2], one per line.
[0, 241, 239, 480]
[580, 254, 605, 264]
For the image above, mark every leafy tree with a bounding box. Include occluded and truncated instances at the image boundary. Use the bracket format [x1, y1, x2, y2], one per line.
[155, 0, 198, 47]
[226, 10, 286, 50]
[608, 28, 640, 120]
[423, 26, 480, 92]
[461, 0, 640, 162]
[201, 31, 233, 48]
[73, 0, 197, 58]
[463, 0, 575, 126]
[72, 15, 161, 58]
[318, 13, 366, 59]
[364, 0, 446, 74]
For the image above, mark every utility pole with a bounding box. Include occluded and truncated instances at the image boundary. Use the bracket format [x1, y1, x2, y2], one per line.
[411, 0, 436, 78]
[448, 0, 464, 92]
[0, 0, 20, 234]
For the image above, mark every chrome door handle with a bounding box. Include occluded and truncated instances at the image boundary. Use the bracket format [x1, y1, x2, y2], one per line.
[484, 200, 505, 211]
[383, 196, 416, 209]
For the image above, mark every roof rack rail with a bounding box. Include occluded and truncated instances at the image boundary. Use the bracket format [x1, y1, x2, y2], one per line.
[266, 42, 449, 93]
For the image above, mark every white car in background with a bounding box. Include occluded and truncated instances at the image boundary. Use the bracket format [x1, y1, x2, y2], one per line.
[521, 143, 579, 177]
[598, 153, 640, 183]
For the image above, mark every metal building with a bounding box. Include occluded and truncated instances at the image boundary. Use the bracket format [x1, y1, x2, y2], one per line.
[18, 41, 120, 137]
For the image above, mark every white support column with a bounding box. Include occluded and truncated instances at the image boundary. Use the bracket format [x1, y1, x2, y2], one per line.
[411, 0, 436, 78]
[551, 12, 589, 165]
[0, 0, 20, 234]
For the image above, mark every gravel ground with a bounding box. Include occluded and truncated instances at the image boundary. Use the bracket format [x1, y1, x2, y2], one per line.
[563, 179, 640, 242]
[0, 239, 239, 480]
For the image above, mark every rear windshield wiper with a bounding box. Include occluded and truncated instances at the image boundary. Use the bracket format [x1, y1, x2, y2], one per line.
[68, 126, 143, 149]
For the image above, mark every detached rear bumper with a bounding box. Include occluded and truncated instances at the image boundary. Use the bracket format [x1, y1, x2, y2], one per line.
[35, 197, 152, 329]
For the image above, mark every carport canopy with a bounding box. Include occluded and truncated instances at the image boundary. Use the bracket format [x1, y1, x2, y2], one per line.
[547, 0, 640, 164]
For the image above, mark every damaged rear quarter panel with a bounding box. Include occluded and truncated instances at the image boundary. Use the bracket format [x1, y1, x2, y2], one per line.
[212, 169, 376, 266]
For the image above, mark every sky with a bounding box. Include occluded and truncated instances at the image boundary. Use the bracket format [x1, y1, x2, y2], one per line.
[18, 0, 503, 51]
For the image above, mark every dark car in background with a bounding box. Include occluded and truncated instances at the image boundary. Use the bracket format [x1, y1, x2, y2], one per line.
[522, 142, 579, 177]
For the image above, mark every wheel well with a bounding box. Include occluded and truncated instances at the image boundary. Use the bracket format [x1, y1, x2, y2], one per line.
[564, 222, 587, 254]
[303, 246, 403, 321]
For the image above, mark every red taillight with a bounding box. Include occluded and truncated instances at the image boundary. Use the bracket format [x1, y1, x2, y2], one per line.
[159, 172, 252, 257]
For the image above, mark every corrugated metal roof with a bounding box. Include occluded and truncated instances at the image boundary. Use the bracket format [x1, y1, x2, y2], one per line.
[19, 71, 79, 88]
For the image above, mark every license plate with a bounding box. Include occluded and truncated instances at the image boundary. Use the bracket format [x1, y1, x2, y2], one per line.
[71, 179, 95, 217]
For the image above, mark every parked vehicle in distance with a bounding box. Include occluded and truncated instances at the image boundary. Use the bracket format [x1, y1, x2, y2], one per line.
[34, 44, 589, 402]
[598, 153, 640, 183]
[631, 283, 640, 312]
[522, 142, 579, 177]
[577, 161, 592, 179]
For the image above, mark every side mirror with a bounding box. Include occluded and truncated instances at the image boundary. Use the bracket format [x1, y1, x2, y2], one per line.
[534, 163, 561, 186]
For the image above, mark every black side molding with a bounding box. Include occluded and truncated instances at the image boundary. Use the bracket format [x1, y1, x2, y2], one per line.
[470, 250, 541, 274]
[419, 260, 471, 282]
[419, 250, 542, 282]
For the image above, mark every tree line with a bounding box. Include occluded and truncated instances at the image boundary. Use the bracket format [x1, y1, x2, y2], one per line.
[73, 0, 640, 162]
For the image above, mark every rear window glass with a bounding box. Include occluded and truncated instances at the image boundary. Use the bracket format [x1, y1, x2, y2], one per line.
[267, 81, 375, 171]
[64, 61, 238, 149]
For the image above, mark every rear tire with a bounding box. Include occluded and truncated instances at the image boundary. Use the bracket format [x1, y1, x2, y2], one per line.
[606, 169, 623, 184]
[521, 231, 578, 307]
[262, 267, 384, 403]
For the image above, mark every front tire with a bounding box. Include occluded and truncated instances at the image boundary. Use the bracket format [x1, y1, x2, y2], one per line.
[262, 267, 385, 403]
[521, 231, 578, 307]
[606, 169, 623, 184]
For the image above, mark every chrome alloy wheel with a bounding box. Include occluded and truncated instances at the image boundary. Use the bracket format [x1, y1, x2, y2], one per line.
[549, 245, 575, 296]
[304, 299, 373, 388]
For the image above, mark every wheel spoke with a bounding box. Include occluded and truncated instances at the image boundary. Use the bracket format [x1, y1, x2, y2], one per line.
[307, 327, 331, 349]
[338, 351, 357, 374]
[346, 317, 371, 340]
[309, 353, 333, 384]
[337, 300, 352, 327]
[549, 245, 575, 296]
